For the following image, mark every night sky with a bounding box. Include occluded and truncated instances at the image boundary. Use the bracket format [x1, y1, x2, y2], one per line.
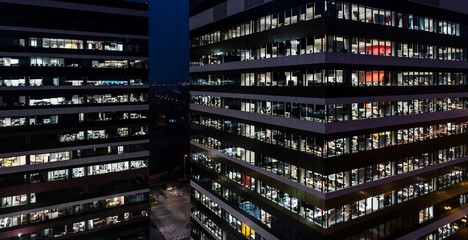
[149, 0, 189, 83]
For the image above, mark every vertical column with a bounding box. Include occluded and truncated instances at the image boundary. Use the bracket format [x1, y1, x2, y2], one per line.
[298, 168, 305, 184]
[391, 11, 398, 27]
[344, 170, 351, 188]
[299, 202, 305, 218]
[298, 137, 304, 152]
[256, 179, 261, 194]
[391, 41, 398, 57]
[343, 70, 352, 87]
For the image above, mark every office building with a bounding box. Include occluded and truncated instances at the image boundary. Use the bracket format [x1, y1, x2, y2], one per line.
[189, 0, 468, 239]
[0, 0, 149, 239]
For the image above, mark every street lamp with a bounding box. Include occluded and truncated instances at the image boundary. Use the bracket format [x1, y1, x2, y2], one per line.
[183, 154, 188, 180]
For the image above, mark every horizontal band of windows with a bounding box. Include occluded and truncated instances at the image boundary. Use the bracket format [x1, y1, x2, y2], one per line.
[0, 203, 148, 239]
[0, 79, 146, 88]
[191, 70, 467, 88]
[0, 151, 149, 175]
[0, 56, 147, 71]
[0, 139, 148, 159]
[192, 103, 468, 134]
[191, 161, 467, 230]
[0, 113, 147, 131]
[190, 53, 468, 74]
[191, 116, 468, 162]
[0, 189, 147, 219]
[191, 136, 467, 199]
[192, 35, 466, 67]
[191, 0, 462, 47]
[192, 95, 468, 123]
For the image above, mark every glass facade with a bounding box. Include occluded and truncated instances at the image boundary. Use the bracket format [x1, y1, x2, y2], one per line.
[192, 70, 467, 87]
[191, 34, 466, 66]
[191, 0, 463, 48]
[0, 1, 149, 239]
[190, 0, 468, 239]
